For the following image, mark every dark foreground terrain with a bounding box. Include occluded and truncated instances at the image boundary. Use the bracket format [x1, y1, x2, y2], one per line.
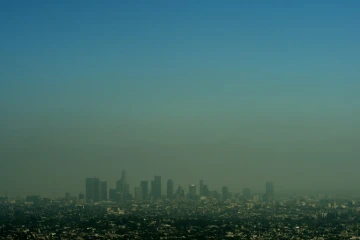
[1, 197, 360, 239]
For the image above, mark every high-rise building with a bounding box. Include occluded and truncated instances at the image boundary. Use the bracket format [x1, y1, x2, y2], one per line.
[175, 185, 185, 201]
[100, 181, 107, 201]
[134, 187, 143, 202]
[199, 180, 204, 196]
[151, 176, 161, 199]
[140, 181, 148, 200]
[222, 186, 229, 201]
[167, 179, 174, 199]
[116, 179, 124, 193]
[199, 180, 209, 197]
[188, 184, 197, 200]
[109, 188, 123, 202]
[116, 170, 130, 201]
[86, 178, 100, 202]
[265, 181, 274, 201]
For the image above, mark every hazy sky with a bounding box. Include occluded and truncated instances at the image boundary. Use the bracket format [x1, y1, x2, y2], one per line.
[1, 1, 360, 197]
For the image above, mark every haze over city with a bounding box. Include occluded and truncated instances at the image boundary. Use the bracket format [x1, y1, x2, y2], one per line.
[1, 1, 360, 197]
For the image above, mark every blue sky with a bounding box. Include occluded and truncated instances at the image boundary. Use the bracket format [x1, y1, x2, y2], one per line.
[1, 1, 360, 195]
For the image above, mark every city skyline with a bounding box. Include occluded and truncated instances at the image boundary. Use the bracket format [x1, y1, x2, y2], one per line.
[4, 171, 360, 198]
[2, 1, 360, 239]
[2, 1, 360, 197]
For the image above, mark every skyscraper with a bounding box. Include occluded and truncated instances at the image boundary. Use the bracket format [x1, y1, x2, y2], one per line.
[175, 185, 185, 201]
[140, 181, 148, 200]
[85, 178, 100, 202]
[151, 176, 161, 199]
[167, 179, 174, 199]
[188, 184, 197, 200]
[199, 180, 204, 196]
[116, 170, 130, 201]
[199, 180, 209, 197]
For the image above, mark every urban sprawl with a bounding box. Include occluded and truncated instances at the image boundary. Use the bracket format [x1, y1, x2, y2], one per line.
[1, 171, 360, 239]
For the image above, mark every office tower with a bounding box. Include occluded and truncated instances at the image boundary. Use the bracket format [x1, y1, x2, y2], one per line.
[109, 188, 122, 202]
[175, 185, 185, 201]
[199, 180, 204, 196]
[116, 179, 124, 193]
[140, 181, 149, 200]
[243, 188, 251, 198]
[199, 180, 209, 197]
[202, 184, 209, 197]
[116, 170, 130, 201]
[188, 184, 197, 200]
[86, 177, 100, 202]
[134, 187, 143, 202]
[151, 176, 162, 199]
[167, 179, 174, 199]
[222, 186, 229, 201]
[100, 181, 107, 201]
[265, 181, 274, 201]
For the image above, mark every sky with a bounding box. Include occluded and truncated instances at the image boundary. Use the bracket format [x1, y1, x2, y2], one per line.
[1, 1, 360, 197]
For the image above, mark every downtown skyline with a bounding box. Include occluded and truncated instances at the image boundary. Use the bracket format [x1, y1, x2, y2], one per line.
[2, 1, 360, 197]
[84, 170, 275, 203]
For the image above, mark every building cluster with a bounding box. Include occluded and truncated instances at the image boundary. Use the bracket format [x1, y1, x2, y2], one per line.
[85, 170, 276, 204]
[4, 172, 360, 238]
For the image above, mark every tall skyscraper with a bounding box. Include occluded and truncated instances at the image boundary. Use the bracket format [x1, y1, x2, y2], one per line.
[265, 181, 274, 201]
[167, 179, 174, 199]
[140, 181, 148, 200]
[188, 184, 197, 200]
[199, 180, 209, 197]
[175, 185, 185, 201]
[199, 180, 204, 196]
[86, 177, 100, 202]
[116, 170, 130, 201]
[116, 179, 124, 193]
[134, 187, 143, 202]
[222, 186, 229, 201]
[151, 176, 161, 199]
[100, 181, 107, 201]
